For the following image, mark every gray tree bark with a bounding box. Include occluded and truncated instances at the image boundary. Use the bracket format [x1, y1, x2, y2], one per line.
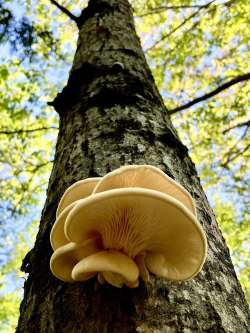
[16, 0, 250, 332]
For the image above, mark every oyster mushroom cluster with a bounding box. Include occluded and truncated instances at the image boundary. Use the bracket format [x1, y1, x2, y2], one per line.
[50, 165, 207, 288]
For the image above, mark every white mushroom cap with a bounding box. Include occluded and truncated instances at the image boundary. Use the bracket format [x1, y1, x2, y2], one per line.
[145, 249, 206, 281]
[56, 178, 101, 217]
[50, 238, 100, 282]
[51, 178, 100, 251]
[50, 201, 79, 251]
[93, 165, 196, 215]
[65, 188, 207, 281]
[72, 250, 139, 287]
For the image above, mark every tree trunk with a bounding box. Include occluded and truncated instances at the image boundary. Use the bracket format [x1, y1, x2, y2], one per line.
[16, 0, 250, 332]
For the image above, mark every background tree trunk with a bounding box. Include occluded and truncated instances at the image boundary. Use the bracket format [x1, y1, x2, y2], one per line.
[16, 0, 250, 332]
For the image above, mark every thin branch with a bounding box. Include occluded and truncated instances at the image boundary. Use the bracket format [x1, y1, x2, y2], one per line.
[168, 73, 250, 115]
[221, 143, 250, 168]
[161, 19, 200, 74]
[139, 5, 206, 17]
[220, 126, 250, 168]
[50, 0, 79, 25]
[26, 160, 54, 173]
[138, 0, 235, 17]
[145, 0, 215, 52]
[223, 119, 250, 134]
[0, 126, 58, 135]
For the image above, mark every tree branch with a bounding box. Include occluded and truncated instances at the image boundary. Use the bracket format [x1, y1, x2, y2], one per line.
[223, 119, 250, 134]
[0, 126, 58, 135]
[145, 0, 215, 52]
[168, 73, 250, 115]
[213, 126, 250, 169]
[26, 160, 54, 173]
[138, 5, 206, 17]
[138, 0, 235, 18]
[50, 0, 80, 26]
[221, 143, 250, 169]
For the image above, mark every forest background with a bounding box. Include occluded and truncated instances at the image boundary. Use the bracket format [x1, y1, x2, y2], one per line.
[0, 0, 249, 331]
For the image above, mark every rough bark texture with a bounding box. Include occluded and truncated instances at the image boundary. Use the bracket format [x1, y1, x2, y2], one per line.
[17, 0, 250, 332]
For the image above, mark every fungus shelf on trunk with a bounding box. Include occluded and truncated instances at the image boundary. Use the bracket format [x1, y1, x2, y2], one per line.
[50, 165, 207, 287]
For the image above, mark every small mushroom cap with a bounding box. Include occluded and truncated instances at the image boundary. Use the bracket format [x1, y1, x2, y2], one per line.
[65, 188, 207, 281]
[56, 178, 101, 217]
[145, 251, 205, 281]
[50, 201, 79, 251]
[51, 178, 100, 251]
[93, 165, 196, 215]
[50, 238, 100, 282]
[72, 250, 139, 287]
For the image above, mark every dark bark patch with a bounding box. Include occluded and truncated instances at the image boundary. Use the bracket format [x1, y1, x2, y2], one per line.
[79, 0, 116, 27]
